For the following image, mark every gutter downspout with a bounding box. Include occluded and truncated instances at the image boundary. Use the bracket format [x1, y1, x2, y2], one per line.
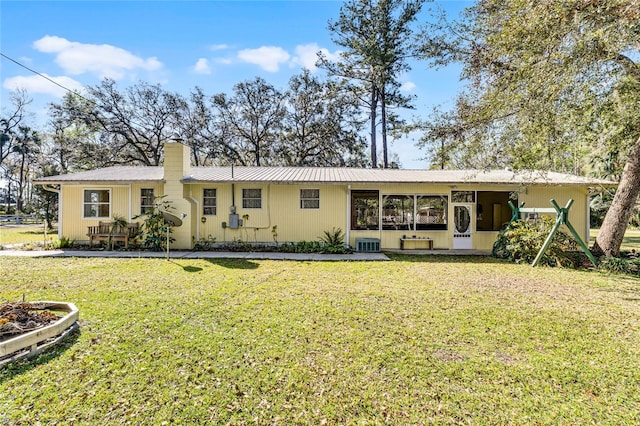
[185, 185, 200, 241]
[378, 191, 382, 244]
[42, 184, 62, 239]
[346, 185, 351, 247]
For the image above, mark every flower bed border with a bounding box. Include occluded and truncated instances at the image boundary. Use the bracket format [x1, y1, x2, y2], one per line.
[0, 302, 79, 367]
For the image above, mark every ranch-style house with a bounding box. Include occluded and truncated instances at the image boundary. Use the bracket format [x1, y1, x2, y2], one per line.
[34, 142, 613, 251]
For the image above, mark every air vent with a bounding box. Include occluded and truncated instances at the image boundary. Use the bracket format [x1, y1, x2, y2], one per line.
[355, 238, 381, 253]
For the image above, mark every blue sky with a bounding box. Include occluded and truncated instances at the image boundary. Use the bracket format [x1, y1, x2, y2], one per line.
[1, 0, 470, 169]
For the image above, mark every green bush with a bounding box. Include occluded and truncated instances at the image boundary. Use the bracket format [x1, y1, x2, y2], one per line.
[598, 256, 632, 274]
[55, 236, 74, 249]
[133, 196, 174, 252]
[320, 227, 345, 246]
[193, 235, 217, 251]
[493, 217, 578, 267]
[318, 227, 351, 254]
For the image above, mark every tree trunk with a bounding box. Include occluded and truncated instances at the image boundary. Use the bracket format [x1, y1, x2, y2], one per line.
[18, 152, 26, 213]
[5, 180, 10, 213]
[370, 86, 378, 168]
[380, 88, 389, 169]
[593, 135, 640, 257]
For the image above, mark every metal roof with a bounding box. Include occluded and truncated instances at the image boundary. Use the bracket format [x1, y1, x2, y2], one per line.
[34, 165, 615, 186]
[34, 167, 164, 184]
[186, 167, 614, 186]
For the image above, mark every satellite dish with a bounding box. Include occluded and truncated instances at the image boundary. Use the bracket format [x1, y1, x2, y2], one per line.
[162, 211, 183, 227]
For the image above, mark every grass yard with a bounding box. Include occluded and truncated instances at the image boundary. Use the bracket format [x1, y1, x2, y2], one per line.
[0, 224, 58, 247]
[1, 256, 640, 424]
[591, 228, 640, 252]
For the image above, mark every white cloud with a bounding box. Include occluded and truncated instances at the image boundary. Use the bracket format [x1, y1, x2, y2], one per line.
[33, 35, 163, 80]
[209, 44, 230, 51]
[237, 46, 290, 72]
[193, 58, 211, 75]
[3, 74, 84, 98]
[401, 81, 416, 92]
[292, 43, 342, 72]
[216, 57, 233, 65]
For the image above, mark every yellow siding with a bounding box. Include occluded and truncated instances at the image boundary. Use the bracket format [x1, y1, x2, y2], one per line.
[379, 231, 450, 250]
[131, 183, 164, 218]
[191, 184, 348, 244]
[58, 176, 592, 252]
[60, 185, 132, 242]
[520, 186, 590, 241]
[474, 232, 501, 251]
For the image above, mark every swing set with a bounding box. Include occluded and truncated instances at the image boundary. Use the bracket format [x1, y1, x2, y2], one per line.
[505, 199, 598, 267]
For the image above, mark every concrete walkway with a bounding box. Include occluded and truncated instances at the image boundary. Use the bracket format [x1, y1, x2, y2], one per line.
[0, 248, 390, 261]
[0, 248, 495, 260]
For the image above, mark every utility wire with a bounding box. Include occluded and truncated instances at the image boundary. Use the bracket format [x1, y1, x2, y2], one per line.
[0, 51, 159, 135]
[0, 52, 90, 102]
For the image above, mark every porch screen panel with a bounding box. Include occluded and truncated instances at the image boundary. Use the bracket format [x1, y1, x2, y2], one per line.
[351, 190, 379, 230]
[416, 195, 448, 230]
[382, 195, 414, 230]
[477, 191, 516, 231]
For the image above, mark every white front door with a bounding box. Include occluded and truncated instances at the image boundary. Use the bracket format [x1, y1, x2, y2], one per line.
[452, 204, 473, 249]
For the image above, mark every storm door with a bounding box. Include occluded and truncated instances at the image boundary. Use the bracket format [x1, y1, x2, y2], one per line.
[452, 204, 473, 249]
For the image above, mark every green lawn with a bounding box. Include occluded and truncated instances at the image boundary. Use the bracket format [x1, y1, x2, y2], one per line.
[591, 228, 640, 252]
[0, 224, 58, 247]
[1, 256, 639, 424]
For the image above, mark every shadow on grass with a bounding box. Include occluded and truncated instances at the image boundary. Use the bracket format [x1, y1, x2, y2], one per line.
[385, 252, 504, 264]
[20, 230, 47, 236]
[168, 260, 203, 272]
[0, 327, 80, 384]
[204, 258, 260, 269]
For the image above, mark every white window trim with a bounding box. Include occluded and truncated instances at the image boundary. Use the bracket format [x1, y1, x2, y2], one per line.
[83, 188, 111, 219]
[203, 188, 217, 215]
[242, 188, 262, 209]
[300, 188, 320, 209]
[140, 188, 155, 214]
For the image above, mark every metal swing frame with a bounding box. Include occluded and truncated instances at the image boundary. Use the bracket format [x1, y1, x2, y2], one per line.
[506, 199, 598, 267]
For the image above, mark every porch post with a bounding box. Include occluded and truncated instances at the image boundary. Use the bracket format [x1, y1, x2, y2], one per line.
[346, 185, 351, 247]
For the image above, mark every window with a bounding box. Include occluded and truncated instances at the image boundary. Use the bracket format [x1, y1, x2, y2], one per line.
[416, 195, 448, 230]
[476, 191, 517, 231]
[83, 189, 110, 218]
[452, 191, 475, 203]
[351, 190, 379, 230]
[300, 189, 320, 209]
[242, 188, 262, 209]
[140, 188, 154, 214]
[382, 195, 414, 230]
[203, 188, 217, 215]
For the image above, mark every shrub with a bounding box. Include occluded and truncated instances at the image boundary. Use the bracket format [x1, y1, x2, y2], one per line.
[320, 227, 345, 246]
[56, 236, 74, 249]
[133, 196, 174, 252]
[493, 217, 578, 267]
[598, 256, 632, 274]
[318, 227, 351, 254]
[193, 235, 217, 251]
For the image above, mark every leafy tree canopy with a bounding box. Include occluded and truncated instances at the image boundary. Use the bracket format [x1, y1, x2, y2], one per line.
[419, 0, 640, 256]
